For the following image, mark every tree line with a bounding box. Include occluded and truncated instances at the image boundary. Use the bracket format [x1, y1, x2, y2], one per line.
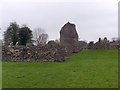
[4, 22, 48, 46]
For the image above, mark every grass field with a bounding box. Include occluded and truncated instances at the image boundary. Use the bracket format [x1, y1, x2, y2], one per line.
[0, 62, 2, 89]
[2, 50, 118, 88]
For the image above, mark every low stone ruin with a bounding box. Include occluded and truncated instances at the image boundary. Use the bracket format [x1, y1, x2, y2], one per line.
[2, 41, 67, 62]
[110, 41, 119, 49]
[94, 41, 110, 50]
[92, 37, 119, 50]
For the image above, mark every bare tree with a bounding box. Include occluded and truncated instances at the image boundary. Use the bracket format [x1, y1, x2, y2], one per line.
[32, 28, 48, 45]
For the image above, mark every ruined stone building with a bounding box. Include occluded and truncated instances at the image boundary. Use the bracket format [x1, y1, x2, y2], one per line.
[3, 22, 83, 62]
[60, 22, 81, 53]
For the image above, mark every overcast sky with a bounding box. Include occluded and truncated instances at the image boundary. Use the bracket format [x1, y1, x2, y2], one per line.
[0, 0, 119, 42]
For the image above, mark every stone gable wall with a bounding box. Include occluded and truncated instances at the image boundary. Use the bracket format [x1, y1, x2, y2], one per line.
[60, 22, 81, 53]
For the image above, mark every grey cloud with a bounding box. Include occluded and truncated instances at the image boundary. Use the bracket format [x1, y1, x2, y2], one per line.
[1, 2, 118, 42]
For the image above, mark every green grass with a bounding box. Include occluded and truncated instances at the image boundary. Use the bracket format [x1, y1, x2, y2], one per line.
[2, 50, 118, 88]
[0, 62, 2, 89]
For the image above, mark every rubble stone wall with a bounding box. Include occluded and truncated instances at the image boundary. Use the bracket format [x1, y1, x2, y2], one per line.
[2, 41, 67, 62]
[93, 41, 120, 50]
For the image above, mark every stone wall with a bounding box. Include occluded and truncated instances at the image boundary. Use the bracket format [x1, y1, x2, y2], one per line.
[2, 41, 67, 62]
[92, 38, 120, 50]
